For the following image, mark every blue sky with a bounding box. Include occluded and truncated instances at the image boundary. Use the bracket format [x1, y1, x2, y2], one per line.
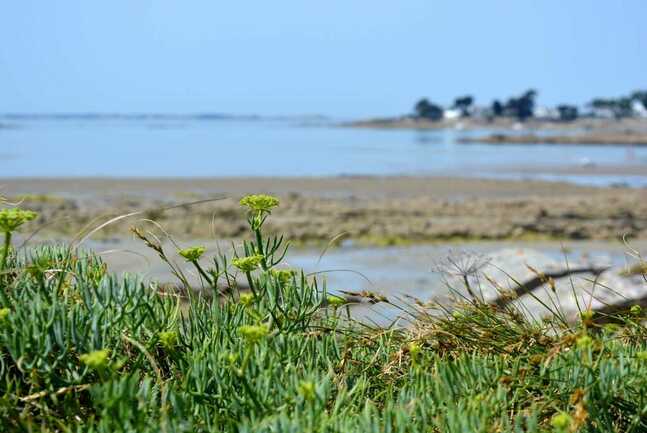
[1, 1, 646, 117]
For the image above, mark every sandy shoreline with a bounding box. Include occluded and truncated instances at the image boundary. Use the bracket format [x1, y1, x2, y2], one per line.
[2, 176, 646, 244]
[458, 133, 647, 146]
[0, 175, 613, 199]
[345, 116, 647, 132]
[347, 116, 647, 145]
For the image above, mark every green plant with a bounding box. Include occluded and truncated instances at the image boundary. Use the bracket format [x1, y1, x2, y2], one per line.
[0, 207, 37, 271]
[2, 196, 647, 432]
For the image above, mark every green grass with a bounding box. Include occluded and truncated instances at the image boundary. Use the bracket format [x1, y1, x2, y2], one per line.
[1, 198, 647, 432]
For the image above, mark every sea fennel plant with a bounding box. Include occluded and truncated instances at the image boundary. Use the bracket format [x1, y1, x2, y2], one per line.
[2, 197, 647, 432]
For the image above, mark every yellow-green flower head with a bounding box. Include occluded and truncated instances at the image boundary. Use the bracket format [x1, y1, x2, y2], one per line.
[580, 310, 594, 321]
[239, 293, 255, 307]
[79, 349, 110, 370]
[240, 194, 280, 213]
[178, 246, 205, 262]
[238, 324, 270, 344]
[576, 335, 593, 349]
[326, 295, 347, 307]
[225, 352, 238, 366]
[0, 308, 9, 322]
[529, 354, 544, 366]
[271, 269, 296, 285]
[408, 342, 421, 358]
[631, 305, 642, 316]
[602, 323, 620, 335]
[297, 380, 316, 401]
[0, 208, 37, 233]
[232, 254, 264, 273]
[550, 412, 572, 431]
[159, 331, 178, 350]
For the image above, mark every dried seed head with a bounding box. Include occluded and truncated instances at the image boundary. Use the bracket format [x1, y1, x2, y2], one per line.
[432, 250, 491, 278]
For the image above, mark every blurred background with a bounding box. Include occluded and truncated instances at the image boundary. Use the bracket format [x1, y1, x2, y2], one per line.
[2, 1, 647, 313]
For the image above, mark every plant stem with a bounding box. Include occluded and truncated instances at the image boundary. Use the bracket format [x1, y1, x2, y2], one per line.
[245, 271, 257, 297]
[463, 275, 476, 299]
[192, 261, 213, 287]
[0, 231, 12, 272]
[254, 228, 269, 271]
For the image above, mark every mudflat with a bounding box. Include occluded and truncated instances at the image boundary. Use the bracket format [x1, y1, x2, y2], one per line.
[2, 176, 646, 243]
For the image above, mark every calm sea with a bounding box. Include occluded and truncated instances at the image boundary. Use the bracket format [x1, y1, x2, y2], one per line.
[1, 116, 646, 186]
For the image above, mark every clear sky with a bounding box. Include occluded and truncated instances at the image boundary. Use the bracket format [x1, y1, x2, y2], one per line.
[1, 1, 646, 117]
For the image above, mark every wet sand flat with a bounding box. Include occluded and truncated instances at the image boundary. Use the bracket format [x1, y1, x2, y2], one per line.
[2, 176, 646, 243]
[0, 175, 622, 199]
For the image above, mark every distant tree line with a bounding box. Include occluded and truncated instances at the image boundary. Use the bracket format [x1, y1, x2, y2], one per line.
[413, 88, 647, 122]
[590, 91, 647, 118]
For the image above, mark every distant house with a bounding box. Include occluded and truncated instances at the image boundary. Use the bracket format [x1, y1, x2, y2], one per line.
[533, 106, 559, 120]
[590, 107, 615, 119]
[443, 108, 461, 120]
[631, 100, 647, 118]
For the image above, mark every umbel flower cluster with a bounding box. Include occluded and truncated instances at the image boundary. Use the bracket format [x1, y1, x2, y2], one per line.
[232, 254, 264, 273]
[239, 194, 280, 213]
[178, 246, 206, 262]
[0, 208, 37, 233]
[0, 207, 38, 270]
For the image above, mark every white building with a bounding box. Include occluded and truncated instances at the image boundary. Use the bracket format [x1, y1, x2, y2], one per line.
[631, 100, 647, 118]
[533, 106, 560, 120]
[443, 108, 461, 120]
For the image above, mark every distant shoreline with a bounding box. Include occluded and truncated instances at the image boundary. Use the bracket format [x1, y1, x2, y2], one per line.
[458, 132, 647, 146]
[344, 116, 647, 146]
[343, 116, 647, 132]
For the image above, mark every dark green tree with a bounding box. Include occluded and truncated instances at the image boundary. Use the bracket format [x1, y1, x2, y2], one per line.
[414, 98, 443, 121]
[453, 95, 474, 117]
[631, 90, 647, 107]
[505, 89, 537, 121]
[491, 100, 503, 117]
[557, 104, 578, 122]
[591, 96, 634, 118]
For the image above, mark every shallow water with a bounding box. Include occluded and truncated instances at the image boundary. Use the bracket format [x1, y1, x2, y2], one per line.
[83, 238, 642, 295]
[79, 238, 645, 325]
[1, 116, 647, 185]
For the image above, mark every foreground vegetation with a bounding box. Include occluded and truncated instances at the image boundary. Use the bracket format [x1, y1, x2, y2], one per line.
[1, 196, 647, 432]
